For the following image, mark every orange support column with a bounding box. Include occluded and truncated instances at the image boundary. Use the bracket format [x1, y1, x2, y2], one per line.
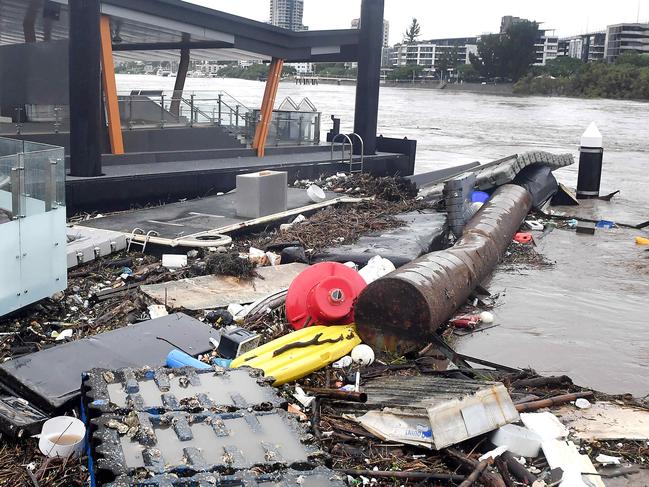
[253, 57, 284, 157]
[252, 61, 276, 150]
[99, 15, 124, 155]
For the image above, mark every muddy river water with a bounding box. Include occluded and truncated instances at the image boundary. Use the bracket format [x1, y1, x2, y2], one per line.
[119, 75, 649, 396]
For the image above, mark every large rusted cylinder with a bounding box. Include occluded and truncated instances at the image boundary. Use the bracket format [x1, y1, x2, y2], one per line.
[355, 185, 532, 353]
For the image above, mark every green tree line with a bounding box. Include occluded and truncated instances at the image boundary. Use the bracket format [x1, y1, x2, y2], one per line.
[217, 63, 355, 80]
[513, 53, 649, 99]
[470, 20, 540, 81]
[217, 63, 297, 80]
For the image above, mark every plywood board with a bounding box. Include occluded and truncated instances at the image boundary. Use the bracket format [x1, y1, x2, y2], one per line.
[141, 263, 308, 310]
[557, 402, 649, 441]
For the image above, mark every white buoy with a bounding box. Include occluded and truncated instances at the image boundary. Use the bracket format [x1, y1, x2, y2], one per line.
[351, 344, 375, 366]
[479, 311, 495, 324]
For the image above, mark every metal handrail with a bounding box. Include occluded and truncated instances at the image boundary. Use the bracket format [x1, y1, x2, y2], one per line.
[347, 132, 364, 173]
[118, 89, 251, 111]
[213, 90, 250, 112]
[330, 133, 353, 168]
[331, 133, 364, 173]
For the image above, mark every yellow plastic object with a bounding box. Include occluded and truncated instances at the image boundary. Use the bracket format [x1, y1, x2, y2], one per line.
[636, 236, 649, 245]
[230, 324, 361, 386]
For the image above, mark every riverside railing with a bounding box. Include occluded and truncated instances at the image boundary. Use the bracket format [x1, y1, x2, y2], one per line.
[117, 90, 251, 136]
[246, 109, 321, 147]
[1, 91, 322, 147]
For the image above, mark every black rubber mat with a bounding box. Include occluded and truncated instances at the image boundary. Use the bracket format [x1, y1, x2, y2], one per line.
[0, 314, 220, 412]
[313, 209, 448, 266]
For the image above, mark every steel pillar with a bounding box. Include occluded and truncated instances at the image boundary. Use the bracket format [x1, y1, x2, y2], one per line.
[170, 34, 191, 118]
[69, 0, 103, 177]
[352, 0, 384, 156]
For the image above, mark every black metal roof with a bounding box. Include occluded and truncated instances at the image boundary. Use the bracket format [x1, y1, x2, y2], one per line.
[0, 0, 359, 62]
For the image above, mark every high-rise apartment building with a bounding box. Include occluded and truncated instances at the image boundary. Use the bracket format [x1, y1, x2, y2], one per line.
[534, 32, 559, 65]
[392, 38, 479, 69]
[351, 18, 390, 48]
[605, 23, 649, 63]
[558, 32, 607, 63]
[269, 0, 307, 31]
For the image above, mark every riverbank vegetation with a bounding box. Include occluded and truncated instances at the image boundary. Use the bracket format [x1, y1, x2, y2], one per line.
[513, 54, 649, 100]
[218, 63, 355, 80]
[217, 63, 297, 80]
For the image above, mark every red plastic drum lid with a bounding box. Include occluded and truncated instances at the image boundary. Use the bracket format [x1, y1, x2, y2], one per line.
[286, 262, 367, 330]
[514, 232, 533, 244]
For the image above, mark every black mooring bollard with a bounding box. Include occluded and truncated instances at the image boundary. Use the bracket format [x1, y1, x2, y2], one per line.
[576, 122, 604, 199]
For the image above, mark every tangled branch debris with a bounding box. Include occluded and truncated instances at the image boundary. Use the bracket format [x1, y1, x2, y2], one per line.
[204, 252, 257, 278]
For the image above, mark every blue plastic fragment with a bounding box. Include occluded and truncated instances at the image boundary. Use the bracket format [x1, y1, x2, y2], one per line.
[596, 220, 615, 229]
[471, 191, 490, 203]
[212, 358, 232, 368]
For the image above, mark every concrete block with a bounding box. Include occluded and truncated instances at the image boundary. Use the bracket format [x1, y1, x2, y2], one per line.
[235, 171, 287, 219]
[66, 225, 127, 269]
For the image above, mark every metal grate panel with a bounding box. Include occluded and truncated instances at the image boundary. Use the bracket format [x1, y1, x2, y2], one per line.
[92, 410, 315, 479]
[83, 366, 283, 416]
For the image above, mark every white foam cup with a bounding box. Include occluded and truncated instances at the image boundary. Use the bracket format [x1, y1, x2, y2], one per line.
[38, 416, 86, 458]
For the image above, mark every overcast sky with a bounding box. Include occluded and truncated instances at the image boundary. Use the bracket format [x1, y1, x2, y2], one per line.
[187, 0, 646, 42]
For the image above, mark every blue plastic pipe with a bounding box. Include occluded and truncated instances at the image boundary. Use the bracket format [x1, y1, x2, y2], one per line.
[166, 349, 211, 370]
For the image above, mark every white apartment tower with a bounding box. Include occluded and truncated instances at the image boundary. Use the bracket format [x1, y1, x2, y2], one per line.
[270, 0, 307, 31]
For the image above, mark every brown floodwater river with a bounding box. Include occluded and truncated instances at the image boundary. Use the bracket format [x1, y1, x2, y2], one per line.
[119, 75, 649, 395]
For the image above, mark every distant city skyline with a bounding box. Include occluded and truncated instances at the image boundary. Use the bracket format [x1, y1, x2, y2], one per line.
[186, 0, 647, 41]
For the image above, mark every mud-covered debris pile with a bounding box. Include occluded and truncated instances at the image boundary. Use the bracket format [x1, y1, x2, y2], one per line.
[243, 199, 431, 253]
[204, 252, 257, 278]
[0, 443, 87, 487]
[0, 253, 199, 362]
[293, 173, 418, 201]
[499, 241, 555, 271]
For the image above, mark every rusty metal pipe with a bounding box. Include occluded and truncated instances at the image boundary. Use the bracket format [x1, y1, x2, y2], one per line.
[515, 391, 594, 412]
[355, 185, 532, 354]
